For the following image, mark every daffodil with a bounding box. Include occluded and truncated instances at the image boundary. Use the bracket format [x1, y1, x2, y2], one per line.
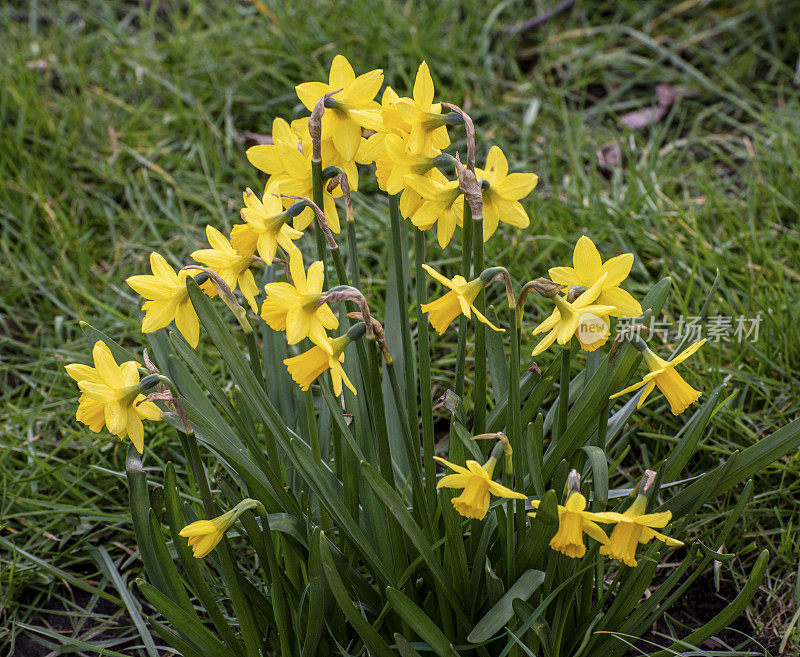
[179, 498, 263, 558]
[434, 455, 526, 520]
[404, 170, 464, 249]
[284, 333, 356, 396]
[530, 275, 616, 356]
[475, 145, 538, 242]
[260, 249, 338, 352]
[246, 118, 341, 232]
[126, 252, 200, 348]
[295, 54, 383, 161]
[610, 340, 705, 415]
[65, 341, 161, 453]
[395, 62, 450, 156]
[548, 235, 642, 318]
[421, 264, 503, 335]
[291, 117, 361, 193]
[191, 225, 260, 313]
[598, 495, 683, 567]
[230, 185, 303, 266]
[378, 133, 440, 195]
[529, 492, 621, 559]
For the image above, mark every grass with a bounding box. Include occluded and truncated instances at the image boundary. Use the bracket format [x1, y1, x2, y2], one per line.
[1, 0, 799, 653]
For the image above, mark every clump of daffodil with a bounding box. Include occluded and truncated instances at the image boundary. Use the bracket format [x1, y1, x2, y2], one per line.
[530, 275, 617, 356]
[260, 249, 338, 352]
[404, 169, 464, 249]
[548, 235, 642, 318]
[434, 454, 526, 520]
[395, 61, 451, 156]
[611, 339, 705, 415]
[284, 324, 364, 396]
[230, 185, 303, 265]
[126, 252, 200, 348]
[295, 54, 383, 162]
[180, 498, 264, 558]
[421, 265, 503, 335]
[599, 494, 683, 567]
[529, 471, 621, 558]
[475, 145, 538, 242]
[65, 341, 161, 453]
[191, 225, 260, 313]
[245, 118, 342, 232]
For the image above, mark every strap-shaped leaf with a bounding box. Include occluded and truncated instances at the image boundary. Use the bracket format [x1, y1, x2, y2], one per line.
[468, 569, 545, 643]
[318, 531, 394, 657]
[386, 586, 459, 657]
[137, 579, 232, 657]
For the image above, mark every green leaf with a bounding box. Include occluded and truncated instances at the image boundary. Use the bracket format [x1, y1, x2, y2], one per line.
[468, 569, 545, 643]
[580, 446, 608, 508]
[648, 550, 770, 657]
[386, 586, 459, 657]
[79, 321, 140, 364]
[137, 579, 233, 657]
[318, 531, 394, 657]
[664, 416, 800, 516]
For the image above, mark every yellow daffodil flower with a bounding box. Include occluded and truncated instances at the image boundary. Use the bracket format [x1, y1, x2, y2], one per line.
[291, 117, 362, 193]
[246, 118, 341, 232]
[420, 264, 503, 335]
[295, 54, 383, 161]
[548, 235, 642, 318]
[395, 62, 450, 156]
[378, 133, 440, 195]
[260, 249, 338, 352]
[126, 252, 200, 348]
[352, 86, 413, 169]
[180, 498, 263, 558]
[475, 145, 538, 242]
[531, 275, 616, 356]
[434, 455, 526, 520]
[610, 340, 705, 415]
[65, 341, 161, 453]
[191, 225, 260, 313]
[529, 492, 621, 559]
[404, 170, 464, 249]
[231, 185, 303, 265]
[284, 333, 356, 396]
[598, 495, 683, 567]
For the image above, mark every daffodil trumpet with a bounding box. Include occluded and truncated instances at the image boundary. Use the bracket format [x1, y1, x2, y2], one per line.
[179, 498, 266, 559]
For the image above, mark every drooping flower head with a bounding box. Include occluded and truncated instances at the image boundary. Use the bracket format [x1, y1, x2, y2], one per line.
[529, 492, 621, 559]
[610, 340, 705, 415]
[420, 264, 503, 335]
[598, 494, 683, 567]
[530, 275, 616, 356]
[65, 341, 162, 453]
[246, 118, 341, 232]
[180, 498, 263, 558]
[295, 54, 383, 162]
[475, 146, 538, 242]
[191, 225, 260, 313]
[126, 252, 200, 348]
[548, 235, 642, 318]
[260, 248, 338, 352]
[395, 62, 450, 156]
[284, 332, 357, 396]
[404, 169, 464, 249]
[230, 185, 303, 265]
[434, 455, 526, 520]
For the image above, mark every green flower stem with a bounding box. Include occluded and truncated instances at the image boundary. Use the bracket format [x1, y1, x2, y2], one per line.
[311, 160, 327, 265]
[415, 229, 436, 511]
[556, 345, 571, 441]
[389, 194, 419, 438]
[255, 509, 293, 657]
[245, 331, 264, 390]
[385, 358, 429, 527]
[305, 391, 321, 464]
[450, 203, 473, 462]
[472, 215, 487, 435]
[177, 431, 214, 515]
[507, 305, 526, 539]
